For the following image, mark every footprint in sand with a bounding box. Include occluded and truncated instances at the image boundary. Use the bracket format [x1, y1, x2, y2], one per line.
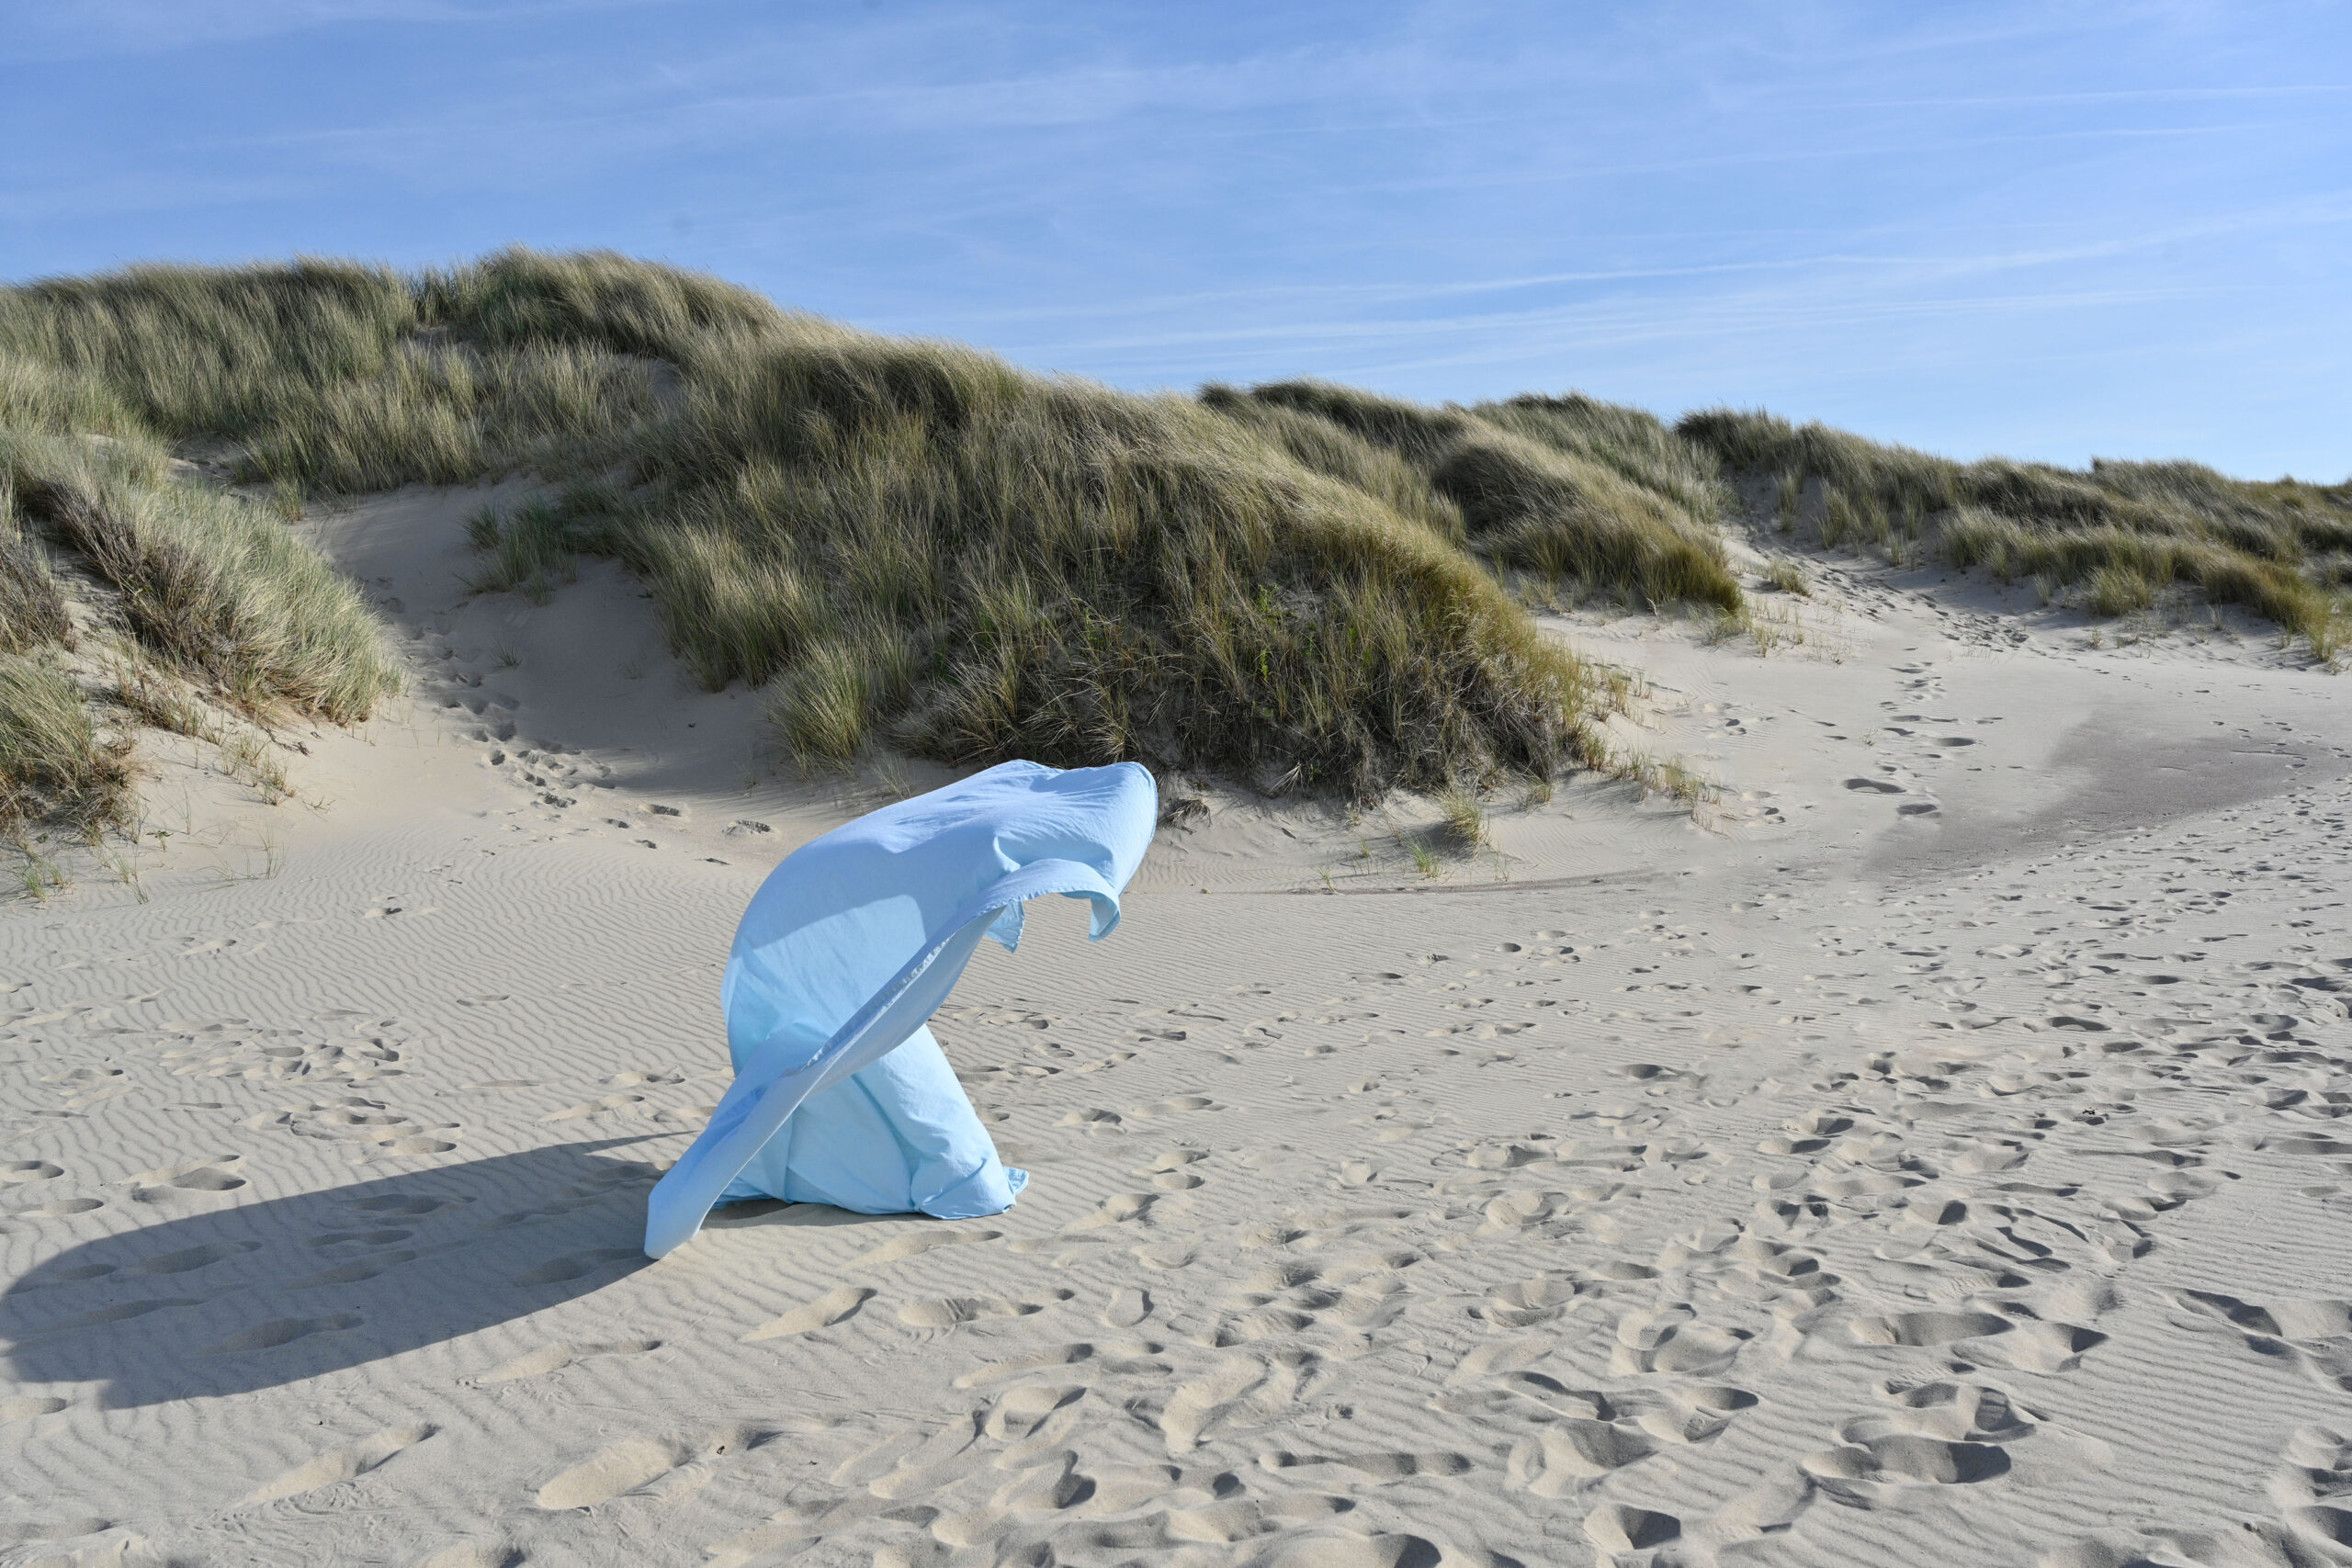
[509, 1249, 639, 1287]
[1481, 1276, 1580, 1328]
[983, 1384, 1086, 1439]
[2176, 1290, 2352, 1390]
[310, 1228, 413, 1256]
[1510, 1417, 1658, 1495]
[345, 1192, 471, 1217]
[206, 1313, 364, 1354]
[953, 1339, 1169, 1390]
[1102, 1287, 1152, 1327]
[852, 1227, 1001, 1269]
[140, 1250, 259, 1279]
[1849, 1308, 2011, 1347]
[0, 1396, 67, 1424]
[125, 1155, 246, 1202]
[474, 1339, 662, 1382]
[536, 1424, 766, 1509]
[411, 1544, 519, 1568]
[241, 1423, 435, 1505]
[1612, 1304, 1751, 1376]
[1801, 1424, 2010, 1503]
[744, 1286, 875, 1341]
[897, 1288, 1073, 1328]
[1262, 1449, 1474, 1483]
[1159, 1348, 1320, 1452]
[540, 1093, 645, 1122]
[1065, 1191, 1169, 1231]
[1586, 1504, 1681, 1553]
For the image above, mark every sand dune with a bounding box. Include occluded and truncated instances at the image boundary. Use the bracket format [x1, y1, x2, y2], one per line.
[2, 481, 2348, 1566]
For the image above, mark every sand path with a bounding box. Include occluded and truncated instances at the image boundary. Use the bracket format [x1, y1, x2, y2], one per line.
[2, 484, 2347, 1567]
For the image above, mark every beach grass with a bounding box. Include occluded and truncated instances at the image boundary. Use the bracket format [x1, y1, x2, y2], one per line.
[4, 248, 2343, 838]
[2, 433, 399, 721]
[1682, 409, 2352, 658]
[0, 510, 72, 654]
[0, 652, 133, 839]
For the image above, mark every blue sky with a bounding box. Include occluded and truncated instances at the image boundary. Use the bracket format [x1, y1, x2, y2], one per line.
[6, 2, 2347, 479]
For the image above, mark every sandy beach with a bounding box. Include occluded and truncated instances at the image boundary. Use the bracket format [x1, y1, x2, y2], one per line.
[0, 478, 2345, 1567]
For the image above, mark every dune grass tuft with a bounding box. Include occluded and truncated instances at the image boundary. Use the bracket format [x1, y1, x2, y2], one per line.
[1435, 784, 1488, 851]
[466, 497, 590, 604]
[1220, 380, 1743, 613]
[0, 515, 72, 653]
[0, 653, 133, 838]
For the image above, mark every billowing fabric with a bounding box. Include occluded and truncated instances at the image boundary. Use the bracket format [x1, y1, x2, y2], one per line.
[643, 760, 1157, 1258]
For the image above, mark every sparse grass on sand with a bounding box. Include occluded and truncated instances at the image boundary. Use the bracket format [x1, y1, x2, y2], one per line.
[1682, 410, 2352, 660]
[1435, 784, 1488, 850]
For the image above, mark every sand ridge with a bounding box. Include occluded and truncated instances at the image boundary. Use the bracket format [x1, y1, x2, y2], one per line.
[0, 482, 2348, 1566]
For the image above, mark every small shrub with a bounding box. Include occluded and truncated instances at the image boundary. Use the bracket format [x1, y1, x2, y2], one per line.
[769, 630, 885, 769]
[6, 434, 399, 721]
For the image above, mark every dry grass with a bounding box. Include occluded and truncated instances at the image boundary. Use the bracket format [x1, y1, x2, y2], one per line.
[110, 656, 218, 740]
[466, 497, 588, 604]
[0, 653, 133, 837]
[1683, 409, 2352, 659]
[10, 247, 2335, 839]
[0, 513, 72, 653]
[218, 728, 291, 804]
[0, 311, 400, 834]
[1221, 380, 1744, 613]
[1435, 784, 1488, 850]
[2, 252, 1626, 802]
[1634, 754, 1719, 807]
[4, 434, 399, 721]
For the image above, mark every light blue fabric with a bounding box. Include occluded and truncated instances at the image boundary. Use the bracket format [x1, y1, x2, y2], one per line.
[643, 760, 1158, 1258]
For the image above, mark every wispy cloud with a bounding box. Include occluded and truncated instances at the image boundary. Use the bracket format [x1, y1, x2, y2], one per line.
[3, 0, 2346, 473]
[4, 0, 684, 62]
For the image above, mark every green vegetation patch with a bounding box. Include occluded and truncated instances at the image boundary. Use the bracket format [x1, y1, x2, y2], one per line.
[0, 652, 131, 838]
[2, 250, 1624, 799]
[2, 433, 398, 722]
[1215, 381, 1744, 612]
[1683, 409, 2352, 657]
[6, 248, 2337, 837]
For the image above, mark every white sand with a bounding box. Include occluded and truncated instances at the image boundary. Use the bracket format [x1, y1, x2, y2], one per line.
[3, 482, 2349, 1567]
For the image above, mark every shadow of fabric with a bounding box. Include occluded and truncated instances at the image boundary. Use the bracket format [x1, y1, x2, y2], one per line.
[2, 1139, 670, 1409]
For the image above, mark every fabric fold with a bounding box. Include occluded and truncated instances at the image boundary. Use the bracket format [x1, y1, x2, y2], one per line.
[643, 761, 1157, 1258]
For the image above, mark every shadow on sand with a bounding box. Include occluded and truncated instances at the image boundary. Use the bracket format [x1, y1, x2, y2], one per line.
[2, 1139, 673, 1409]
